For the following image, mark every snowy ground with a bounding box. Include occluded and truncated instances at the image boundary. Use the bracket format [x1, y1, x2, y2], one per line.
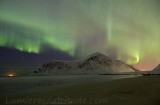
[0, 75, 142, 105]
[0, 75, 138, 96]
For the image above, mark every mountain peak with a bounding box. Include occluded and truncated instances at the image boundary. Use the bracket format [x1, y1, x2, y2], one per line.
[91, 52, 103, 55]
[91, 52, 104, 56]
[87, 52, 109, 59]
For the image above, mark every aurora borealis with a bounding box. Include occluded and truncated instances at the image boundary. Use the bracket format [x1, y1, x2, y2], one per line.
[0, 0, 160, 71]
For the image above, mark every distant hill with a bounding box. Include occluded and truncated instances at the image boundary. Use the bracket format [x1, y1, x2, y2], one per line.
[33, 52, 138, 75]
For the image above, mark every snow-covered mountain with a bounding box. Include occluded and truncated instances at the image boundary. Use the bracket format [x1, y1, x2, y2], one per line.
[150, 64, 160, 74]
[33, 52, 136, 75]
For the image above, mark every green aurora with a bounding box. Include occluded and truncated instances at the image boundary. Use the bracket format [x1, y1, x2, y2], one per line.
[0, 0, 160, 70]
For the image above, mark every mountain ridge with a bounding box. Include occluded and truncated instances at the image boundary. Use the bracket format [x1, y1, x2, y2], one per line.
[33, 52, 137, 75]
[149, 64, 160, 74]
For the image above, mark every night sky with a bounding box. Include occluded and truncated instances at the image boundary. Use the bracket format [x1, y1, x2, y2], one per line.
[0, 0, 160, 73]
